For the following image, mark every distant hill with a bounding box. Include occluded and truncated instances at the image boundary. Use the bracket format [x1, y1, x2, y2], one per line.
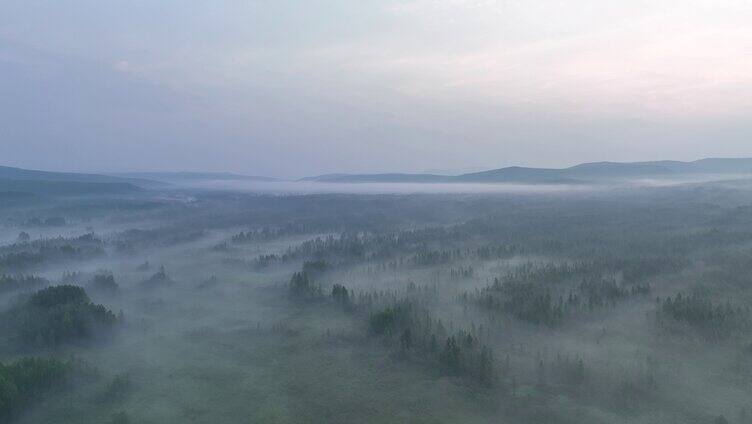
[454, 166, 571, 183]
[640, 158, 752, 174]
[0, 166, 157, 197]
[563, 162, 674, 178]
[113, 172, 280, 183]
[301, 173, 451, 183]
[303, 158, 752, 184]
[0, 179, 142, 196]
[0, 166, 159, 187]
[455, 162, 672, 183]
[6, 158, 752, 189]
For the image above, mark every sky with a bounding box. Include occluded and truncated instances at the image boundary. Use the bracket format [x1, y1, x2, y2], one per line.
[1, 0, 752, 178]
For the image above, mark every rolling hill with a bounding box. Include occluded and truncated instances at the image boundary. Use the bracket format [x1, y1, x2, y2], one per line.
[303, 158, 752, 184]
[0, 166, 158, 186]
[111, 172, 280, 183]
[0, 166, 153, 197]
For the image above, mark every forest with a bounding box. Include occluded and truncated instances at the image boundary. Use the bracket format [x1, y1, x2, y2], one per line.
[1, 179, 752, 423]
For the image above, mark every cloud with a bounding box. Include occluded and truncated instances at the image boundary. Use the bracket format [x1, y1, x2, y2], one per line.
[2, 0, 752, 176]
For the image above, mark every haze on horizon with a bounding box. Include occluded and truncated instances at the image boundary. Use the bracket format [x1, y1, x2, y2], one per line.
[2, 0, 752, 178]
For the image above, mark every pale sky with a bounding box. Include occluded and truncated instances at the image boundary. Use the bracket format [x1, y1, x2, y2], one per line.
[2, 0, 752, 178]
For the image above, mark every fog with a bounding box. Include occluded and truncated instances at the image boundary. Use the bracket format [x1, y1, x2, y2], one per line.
[1, 178, 751, 424]
[140, 173, 746, 195]
[4, 0, 752, 421]
[182, 180, 597, 195]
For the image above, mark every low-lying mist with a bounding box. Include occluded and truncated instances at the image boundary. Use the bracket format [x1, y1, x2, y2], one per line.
[1, 181, 752, 423]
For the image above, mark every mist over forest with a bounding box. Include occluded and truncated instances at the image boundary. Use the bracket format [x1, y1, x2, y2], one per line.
[0, 165, 751, 424]
[5, 0, 752, 421]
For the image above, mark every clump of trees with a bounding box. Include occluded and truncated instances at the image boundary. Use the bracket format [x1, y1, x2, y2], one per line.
[285, 263, 497, 386]
[464, 262, 653, 327]
[25, 217, 66, 227]
[302, 260, 329, 277]
[576, 277, 650, 309]
[7, 285, 118, 347]
[0, 357, 71, 419]
[331, 284, 351, 309]
[89, 272, 119, 295]
[231, 223, 317, 244]
[0, 234, 105, 272]
[100, 373, 131, 402]
[657, 291, 748, 340]
[252, 254, 281, 270]
[288, 271, 322, 300]
[476, 279, 564, 327]
[408, 250, 454, 267]
[141, 266, 172, 288]
[61, 270, 84, 284]
[368, 300, 497, 386]
[112, 228, 206, 253]
[448, 266, 474, 279]
[197, 275, 219, 290]
[0, 274, 48, 294]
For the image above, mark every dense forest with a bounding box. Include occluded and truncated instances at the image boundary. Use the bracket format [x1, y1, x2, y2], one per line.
[1, 180, 752, 423]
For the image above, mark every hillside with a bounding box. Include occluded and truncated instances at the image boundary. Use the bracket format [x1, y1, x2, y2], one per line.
[0, 166, 152, 198]
[304, 158, 752, 184]
[0, 179, 142, 196]
[0, 166, 158, 187]
[112, 172, 280, 183]
[301, 173, 451, 183]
